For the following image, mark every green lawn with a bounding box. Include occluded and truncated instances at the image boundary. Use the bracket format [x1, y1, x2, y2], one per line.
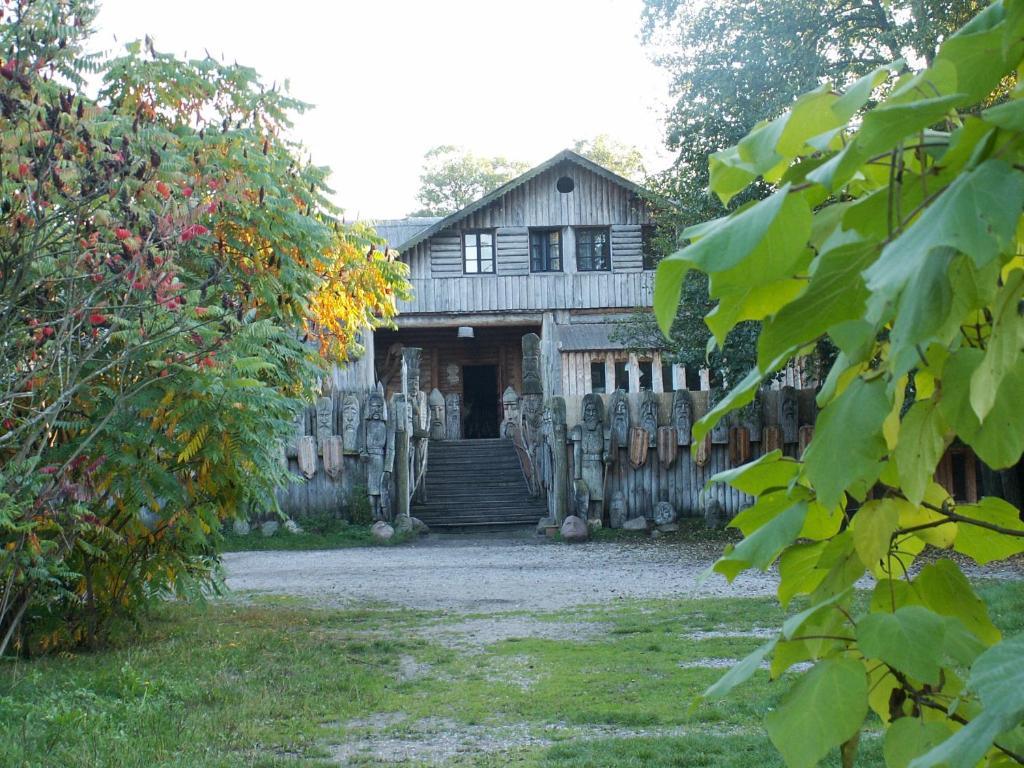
[2, 578, 1021, 767]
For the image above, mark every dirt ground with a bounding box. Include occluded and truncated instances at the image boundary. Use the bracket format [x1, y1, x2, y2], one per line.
[221, 529, 779, 613]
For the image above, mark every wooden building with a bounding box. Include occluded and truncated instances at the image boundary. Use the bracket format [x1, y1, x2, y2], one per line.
[363, 149, 675, 438]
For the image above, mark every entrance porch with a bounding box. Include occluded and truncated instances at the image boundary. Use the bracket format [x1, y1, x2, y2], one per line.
[374, 323, 541, 439]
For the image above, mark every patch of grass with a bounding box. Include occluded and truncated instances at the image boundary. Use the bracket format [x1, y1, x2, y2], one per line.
[220, 520, 414, 552]
[532, 731, 884, 768]
[4, 579, 1021, 767]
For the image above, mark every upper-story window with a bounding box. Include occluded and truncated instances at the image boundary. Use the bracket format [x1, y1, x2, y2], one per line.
[463, 230, 495, 274]
[530, 228, 562, 272]
[576, 226, 610, 271]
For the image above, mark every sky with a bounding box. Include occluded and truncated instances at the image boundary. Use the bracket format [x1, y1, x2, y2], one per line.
[91, 0, 675, 220]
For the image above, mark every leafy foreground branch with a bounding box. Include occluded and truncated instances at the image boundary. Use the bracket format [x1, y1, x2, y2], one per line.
[0, 1, 408, 655]
[654, 2, 1024, 767]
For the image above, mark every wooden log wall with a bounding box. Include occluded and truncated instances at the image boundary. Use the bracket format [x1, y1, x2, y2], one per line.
[395, 271, 654, 315]
[551, 389, 819, 521]
[275, 392, 367, 520]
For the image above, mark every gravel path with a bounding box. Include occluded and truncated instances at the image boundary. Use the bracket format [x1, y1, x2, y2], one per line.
[221, 530, 776, 613]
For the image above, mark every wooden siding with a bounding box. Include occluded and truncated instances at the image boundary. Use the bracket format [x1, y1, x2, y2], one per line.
[428, 233, 462, 277]
[496, 227, 529, 275]
[611, 224, 643, 272]
[401, 160, 656, 303]
[457, 163, 649, 230]
[396, 270, 653, 315]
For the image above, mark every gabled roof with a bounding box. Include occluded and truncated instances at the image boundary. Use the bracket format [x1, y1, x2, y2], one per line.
[396, 149, 657, 253]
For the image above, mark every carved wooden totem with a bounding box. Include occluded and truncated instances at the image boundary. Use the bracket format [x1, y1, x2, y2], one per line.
[428, 388, 446, 441]
[779, 386, 799, 444]
[341, 394, 361, 454]
[521, 332, 543, 396]
[639, 390, 658, 448]
[608, 389, 630, 454]
[315, 396, 334, 455]
[572, 393, 606, 503]
[672, 389, 692, 446]
[444, 393, 461, 440]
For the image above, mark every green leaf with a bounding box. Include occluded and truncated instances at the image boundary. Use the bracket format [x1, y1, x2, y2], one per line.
[765, 658, 868, 768]
[970, 270, 1024, 421]
[778, 541, 827, 607]
[857, 607, 950, 685]
[708, 449, 799, 496]
[982, 98, 1024, 131]
[939, 348, 1024, 468]
[852, 499, 901, 570]
[803, 377, 890, 508]
[884, 718, 952, 768]
[702, 638, 777, 701]
[894, 400, 952, 506]
[758, 241, 877, 369]
[911, 634, 1024, 768]
[915, 559, 1000, 645]
[864, 161, 1024, 323]
[782, 590, 850, 640]
[808, 95, 962, 191]
[954, 497, 1024, 565]
[888, 247, 956, 378]
[714, 501, 807, 581]
[653, 187, 792, 335]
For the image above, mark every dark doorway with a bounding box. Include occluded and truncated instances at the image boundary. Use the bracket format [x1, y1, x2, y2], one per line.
[462, 365, 499, 438]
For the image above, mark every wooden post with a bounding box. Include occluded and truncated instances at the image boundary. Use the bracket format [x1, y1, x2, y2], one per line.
[392, 394, 411, 519]
[628, 353, 640, 393]
[551, 396, 569, 523]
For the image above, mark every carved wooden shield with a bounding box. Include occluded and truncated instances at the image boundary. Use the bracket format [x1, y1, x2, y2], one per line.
[695, 433, 711, 468]
[762, 425, 782, 453]
[296, 435, 317, 479]
[729, 426, 751, 467]
[629, 427, 649, 469]
[323, 436, 344, 480]
[798, 425, 814, 458]
[657, 426, 678, 470]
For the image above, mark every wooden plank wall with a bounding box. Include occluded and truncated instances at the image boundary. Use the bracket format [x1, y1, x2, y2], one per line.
[396, 270, 654, 314]
[611, 225, 643, 272]
[496, 227, 529, 275]
[552, 389, 818, 520]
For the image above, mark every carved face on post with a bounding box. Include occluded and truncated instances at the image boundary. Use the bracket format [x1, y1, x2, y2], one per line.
[581, 393, 603, 431]
[342, 394, 361, 453]
[367, 392, 385, 421]
[501, 386, 521, 425]
[428, 389, 445, 440]
[521, 332, 543, 395]
[780, 386, 798, 443]
[672, 390, 692, 445]
[445, 393, 461, 440]
[521, 394, 542, 432]
[608, 389, 629, 447]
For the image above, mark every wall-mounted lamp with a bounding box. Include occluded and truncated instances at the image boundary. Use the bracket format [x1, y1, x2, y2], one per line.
[457, 326, 475, 339]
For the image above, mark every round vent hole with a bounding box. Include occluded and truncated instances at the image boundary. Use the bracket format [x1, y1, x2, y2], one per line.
[556, 176, 575, 193]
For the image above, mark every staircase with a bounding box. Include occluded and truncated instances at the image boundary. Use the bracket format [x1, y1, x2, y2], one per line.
[412, 438, 547, 530]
